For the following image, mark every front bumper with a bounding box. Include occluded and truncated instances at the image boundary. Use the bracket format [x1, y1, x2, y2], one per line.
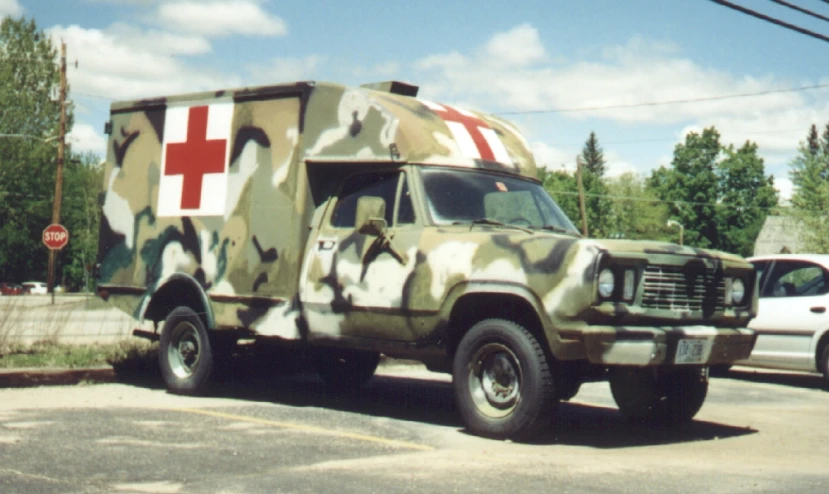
[578, 325, 756, 366]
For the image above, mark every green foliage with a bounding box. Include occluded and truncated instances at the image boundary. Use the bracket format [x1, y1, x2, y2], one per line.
[648, 127, 778, 256]
[538, 166, 580, 226]
[605, 172, 670, 241]
[59, 153, 104, 291]
[789, 122, 829, 253]
[537, 133, 613, 238]
[0, 16, 98, 289]
[716, 142, 778, 256]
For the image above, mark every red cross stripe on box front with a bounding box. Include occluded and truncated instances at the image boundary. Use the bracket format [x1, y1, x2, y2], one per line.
[158, 102, 232, 217]
[165, 106, 227, 209]
[424, 101, 511, 164]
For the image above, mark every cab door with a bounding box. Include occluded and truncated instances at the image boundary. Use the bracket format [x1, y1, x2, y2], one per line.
[302, 169, 421, 340]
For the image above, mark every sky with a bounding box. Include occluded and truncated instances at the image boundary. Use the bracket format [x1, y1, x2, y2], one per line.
[3, 0, 829, 201]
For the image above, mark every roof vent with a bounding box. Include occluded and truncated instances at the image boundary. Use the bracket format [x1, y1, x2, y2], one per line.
[360, 81, 419, 97]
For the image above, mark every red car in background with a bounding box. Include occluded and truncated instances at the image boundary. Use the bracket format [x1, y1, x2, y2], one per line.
[0, 282, 28, 296]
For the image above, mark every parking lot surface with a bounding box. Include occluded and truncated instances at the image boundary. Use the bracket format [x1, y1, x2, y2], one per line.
[0, 365, 827, 493]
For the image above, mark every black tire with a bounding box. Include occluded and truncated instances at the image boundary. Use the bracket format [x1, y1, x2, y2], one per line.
[316, 348, 380, 389]
[709, 364, 732, 377]
[452, 319, 556, 441]
[159, 306, 214, 395]
[609, 366, 708, 424]
[556, 379, 582, 402]
[819, 344, 829, 391]
[209, 332, 239, 381]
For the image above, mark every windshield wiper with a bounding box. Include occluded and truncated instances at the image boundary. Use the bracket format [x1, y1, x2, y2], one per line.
[453, 219, 533, 234]
[538, 224, 582, 237]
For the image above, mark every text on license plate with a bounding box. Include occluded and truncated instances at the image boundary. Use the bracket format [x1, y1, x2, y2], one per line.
[675, 339, 712, 364]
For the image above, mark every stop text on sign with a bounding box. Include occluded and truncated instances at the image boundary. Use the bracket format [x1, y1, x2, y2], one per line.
[42, 224, 69, 250]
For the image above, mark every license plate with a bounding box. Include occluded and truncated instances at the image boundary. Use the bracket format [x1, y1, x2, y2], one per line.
[675, 339, 712, 364]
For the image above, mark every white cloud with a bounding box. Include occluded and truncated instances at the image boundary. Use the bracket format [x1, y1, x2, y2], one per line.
[157, 0, 287, 37]
[0, 0, 23, 16]
[532, 141, 575, 172]
[604, 150, 639, 178]
[49, 24, 241, 101]
[68, 122, 107, 155]
[774, 176, 793, 202]
[414, 29, 823, 125]
[484, 23, 545, 67]
[248, 56, 322, 85]
[414, 24, 829, 198]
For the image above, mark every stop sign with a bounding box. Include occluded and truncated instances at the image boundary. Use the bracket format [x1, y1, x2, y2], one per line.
[43, 224, 69, 250]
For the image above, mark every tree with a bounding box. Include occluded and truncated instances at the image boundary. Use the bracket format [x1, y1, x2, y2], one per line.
[538, 166, 580, 225]
[807, 124, 820, 156]
[58, 153, 103, 291]
[789, 122, 829, 253]
[581, 131, 606, 177]
[0, 16, 77, 284]
[649, 127, 777, 256]
[648, 128, 721, 249]
[605, 172, 670, 241]
[715, 142, 778, 257]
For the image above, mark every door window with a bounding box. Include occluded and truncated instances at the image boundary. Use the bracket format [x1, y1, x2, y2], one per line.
[761, 260, 829, 298]
[330, 171, 414, 228]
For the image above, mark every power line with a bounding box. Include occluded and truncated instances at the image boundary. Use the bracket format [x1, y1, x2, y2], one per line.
[548, 126, 815, 148]
[709, 0, 829, 43]
[496, 82, 829, 116]
[770, 0, 829, 23]
[546, 189, 786, 211]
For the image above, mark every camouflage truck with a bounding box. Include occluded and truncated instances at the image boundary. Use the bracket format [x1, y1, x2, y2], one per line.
[96, 80, 757, 440]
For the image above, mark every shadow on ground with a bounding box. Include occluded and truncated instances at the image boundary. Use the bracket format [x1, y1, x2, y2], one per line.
[112, 355, 758, 449]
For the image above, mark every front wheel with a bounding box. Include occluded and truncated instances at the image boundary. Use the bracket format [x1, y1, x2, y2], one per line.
[609, 366, 708, 424]
[159, 306, 214, 395]
[453, 319, 556, 441]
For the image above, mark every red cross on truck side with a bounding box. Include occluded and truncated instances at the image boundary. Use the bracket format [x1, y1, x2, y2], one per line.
[431, 105, 496, 162]
[164, 106, 228, 210]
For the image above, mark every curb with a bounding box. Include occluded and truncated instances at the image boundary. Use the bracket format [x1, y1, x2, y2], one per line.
[0, 367, 116, 388]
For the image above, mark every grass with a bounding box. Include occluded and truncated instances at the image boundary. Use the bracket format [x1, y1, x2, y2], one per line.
[0, 339, 159, 371]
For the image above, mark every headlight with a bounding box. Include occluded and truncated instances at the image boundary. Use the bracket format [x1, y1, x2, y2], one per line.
[732, 278, 745, 305]
[598, 268, 615, 298]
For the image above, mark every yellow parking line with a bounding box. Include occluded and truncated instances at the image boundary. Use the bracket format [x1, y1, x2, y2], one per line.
[176, 408, 434, 451]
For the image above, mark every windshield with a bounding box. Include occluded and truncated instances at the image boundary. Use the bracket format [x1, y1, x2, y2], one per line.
[420, 168, 579, 234]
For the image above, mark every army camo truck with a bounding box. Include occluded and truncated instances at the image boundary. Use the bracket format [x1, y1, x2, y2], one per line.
[96, 79, 757, 440]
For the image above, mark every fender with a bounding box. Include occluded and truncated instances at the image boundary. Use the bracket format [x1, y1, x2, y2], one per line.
[139, 272, 216, 330]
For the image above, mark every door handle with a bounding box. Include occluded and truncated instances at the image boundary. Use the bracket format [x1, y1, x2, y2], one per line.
[810, 306, 826, 314]
[318, 240, 336, 251]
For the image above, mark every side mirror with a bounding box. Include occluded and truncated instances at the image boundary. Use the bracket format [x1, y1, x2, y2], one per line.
[355, 196, 387, 236]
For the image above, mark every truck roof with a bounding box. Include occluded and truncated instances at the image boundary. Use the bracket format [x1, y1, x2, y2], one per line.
[109, 80, 538, 179]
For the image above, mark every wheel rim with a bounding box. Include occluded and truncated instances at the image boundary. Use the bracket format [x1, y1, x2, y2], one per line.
[467, 342, 522, 418]
[167, 320, 202, 379]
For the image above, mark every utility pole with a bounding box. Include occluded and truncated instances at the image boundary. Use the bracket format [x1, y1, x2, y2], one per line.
[576, 156, 589, 236]
[47, 40, 67, 305]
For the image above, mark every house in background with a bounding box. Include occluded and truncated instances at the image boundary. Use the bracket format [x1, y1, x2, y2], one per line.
[753, 216, 804, 256]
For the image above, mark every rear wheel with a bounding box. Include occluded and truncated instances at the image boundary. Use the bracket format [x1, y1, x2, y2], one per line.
[159, 306, 214, 395]
[316, 348, 380, 389]
[453, 319, 556, 441]
[609, 366, 708, 424]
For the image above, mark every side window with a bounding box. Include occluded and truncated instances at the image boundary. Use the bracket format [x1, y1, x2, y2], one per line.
[763, 261, 828, 298]
[331, 172, 399, 228]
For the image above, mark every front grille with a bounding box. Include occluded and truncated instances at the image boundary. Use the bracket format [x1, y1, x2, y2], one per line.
[641, 264, 725, 312]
